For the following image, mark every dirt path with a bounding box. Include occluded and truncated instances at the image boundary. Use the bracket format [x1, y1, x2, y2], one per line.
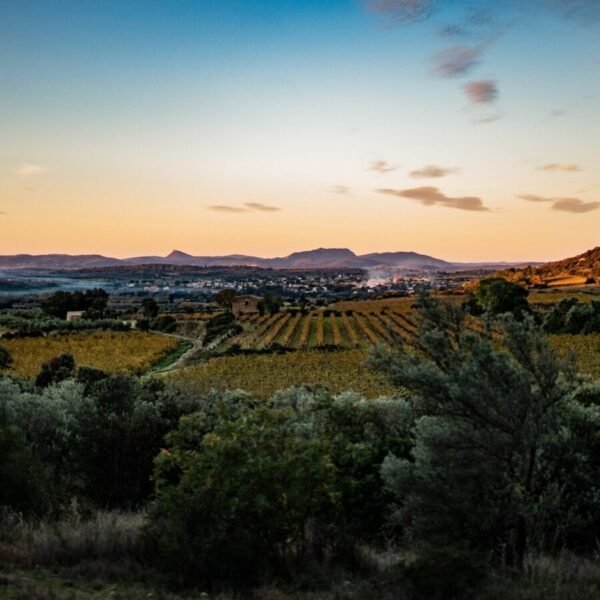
[148, 330, 203, 373]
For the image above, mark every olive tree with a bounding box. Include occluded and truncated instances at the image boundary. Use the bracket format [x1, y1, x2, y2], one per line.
[372, 295, 579, 568]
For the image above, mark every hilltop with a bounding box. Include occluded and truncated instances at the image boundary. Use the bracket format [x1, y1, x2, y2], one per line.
[499, 247, 600, 287]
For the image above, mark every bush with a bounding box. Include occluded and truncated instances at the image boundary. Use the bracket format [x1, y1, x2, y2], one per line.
[203, 312, 238, 345]
[0, 344, 12, 369]
[0, 426, 54, 516]
[148, 399, 337, 586]
[35, 353, 76, 388]
[150, 315, 177, 333]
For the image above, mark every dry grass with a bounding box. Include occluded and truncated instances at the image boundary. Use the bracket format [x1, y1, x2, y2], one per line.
[0, 508, 145, 568]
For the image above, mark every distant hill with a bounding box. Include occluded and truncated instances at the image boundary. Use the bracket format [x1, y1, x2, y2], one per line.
[0, 254, 123, 269]
[498, 247, 600, 287]
[0, 247, 529, 272]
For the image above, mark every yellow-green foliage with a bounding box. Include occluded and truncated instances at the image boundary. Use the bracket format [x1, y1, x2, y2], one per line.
[1, 331, 179, 378]
[550, 334, 600, 378]
[168, 350, 396, 399]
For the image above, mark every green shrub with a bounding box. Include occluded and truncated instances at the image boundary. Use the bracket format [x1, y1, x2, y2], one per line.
[148, 402, 337, 587]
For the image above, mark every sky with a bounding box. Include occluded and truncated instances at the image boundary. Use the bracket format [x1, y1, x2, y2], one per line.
[1, 0, 599, 262]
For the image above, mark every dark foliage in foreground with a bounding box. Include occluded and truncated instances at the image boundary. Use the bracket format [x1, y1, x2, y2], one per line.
[1, 295, 600, 596]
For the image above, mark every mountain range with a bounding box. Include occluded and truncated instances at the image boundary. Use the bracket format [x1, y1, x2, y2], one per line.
[0, 247, 536, 271]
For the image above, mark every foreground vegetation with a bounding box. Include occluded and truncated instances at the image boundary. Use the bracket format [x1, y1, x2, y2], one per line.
[1, 291, 600, 598]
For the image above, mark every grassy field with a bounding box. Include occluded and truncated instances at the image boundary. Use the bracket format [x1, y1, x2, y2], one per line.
[0, 331, 180, 378]
[168, 349, 397, 399]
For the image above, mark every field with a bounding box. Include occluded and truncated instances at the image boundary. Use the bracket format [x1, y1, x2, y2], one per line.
[1, 331, 180, 378]
[168, 349, 397, 399]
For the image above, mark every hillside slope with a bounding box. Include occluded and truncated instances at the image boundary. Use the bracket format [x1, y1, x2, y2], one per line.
[499, 247, 600, 287]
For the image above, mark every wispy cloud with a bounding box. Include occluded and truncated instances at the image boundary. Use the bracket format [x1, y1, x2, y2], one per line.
[544, 0, 600, 21]
[209, 205, 248, 213]
[244, 202, 280, 212]
[518, 193, 599, 213]
[369, 160, 398, 173]
[552, 198, 600, 213]
[539, 163, 582, 172]
[432, 45, 482, 77]
[365, 0, 433, 23]
[410, 165, 459, 178]
[16, 162, 46, 177]
[464, 80, 498, 104]
[209, 202, 281, 213]
[518, 194, 554, 202]
[330, 185, 351, 195]
[377, 186, 490, 212]
[472, 112, 503, 124]
[366, 0, 600, 24]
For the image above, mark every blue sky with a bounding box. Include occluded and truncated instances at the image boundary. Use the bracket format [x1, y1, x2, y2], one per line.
[1, 0, 599, 260]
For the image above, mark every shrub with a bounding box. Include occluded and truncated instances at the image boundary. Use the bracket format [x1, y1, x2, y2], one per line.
[0, 345, 12, 369]
[35, 352, 76, 388]
[148, 402, 337, 586]
[150, 315, 177, 333]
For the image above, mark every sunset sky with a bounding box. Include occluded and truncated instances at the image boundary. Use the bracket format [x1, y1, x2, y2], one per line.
[1, 0, 599, 262]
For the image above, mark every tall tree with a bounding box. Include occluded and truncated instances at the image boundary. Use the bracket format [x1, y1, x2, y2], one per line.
[372, 295, 577, 568]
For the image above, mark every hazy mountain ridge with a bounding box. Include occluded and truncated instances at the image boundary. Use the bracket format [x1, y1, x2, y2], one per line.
[0, 247, 538, 271]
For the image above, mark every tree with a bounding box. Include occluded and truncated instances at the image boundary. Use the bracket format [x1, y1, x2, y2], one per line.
[151, 315, 177, 333]
[372, 295, 578, 569]
[258, 292, 282, 315]
[215, 289, 238, 310]
[35, 353, 76, 388]
[71, 374, 173, 507]
[141, 297, 159, 319]
[543, 298, 600, 334]
[473, 277, 530, 319]
[42, 288, 109, 319]
[148, 401, 336, 586]
[0, 344, 12, 369]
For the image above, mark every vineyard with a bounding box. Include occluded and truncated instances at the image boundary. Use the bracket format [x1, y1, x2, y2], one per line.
[168, 349, 396, 399]
[231, 302, 418, 351]
[1, 331, 180, 378]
